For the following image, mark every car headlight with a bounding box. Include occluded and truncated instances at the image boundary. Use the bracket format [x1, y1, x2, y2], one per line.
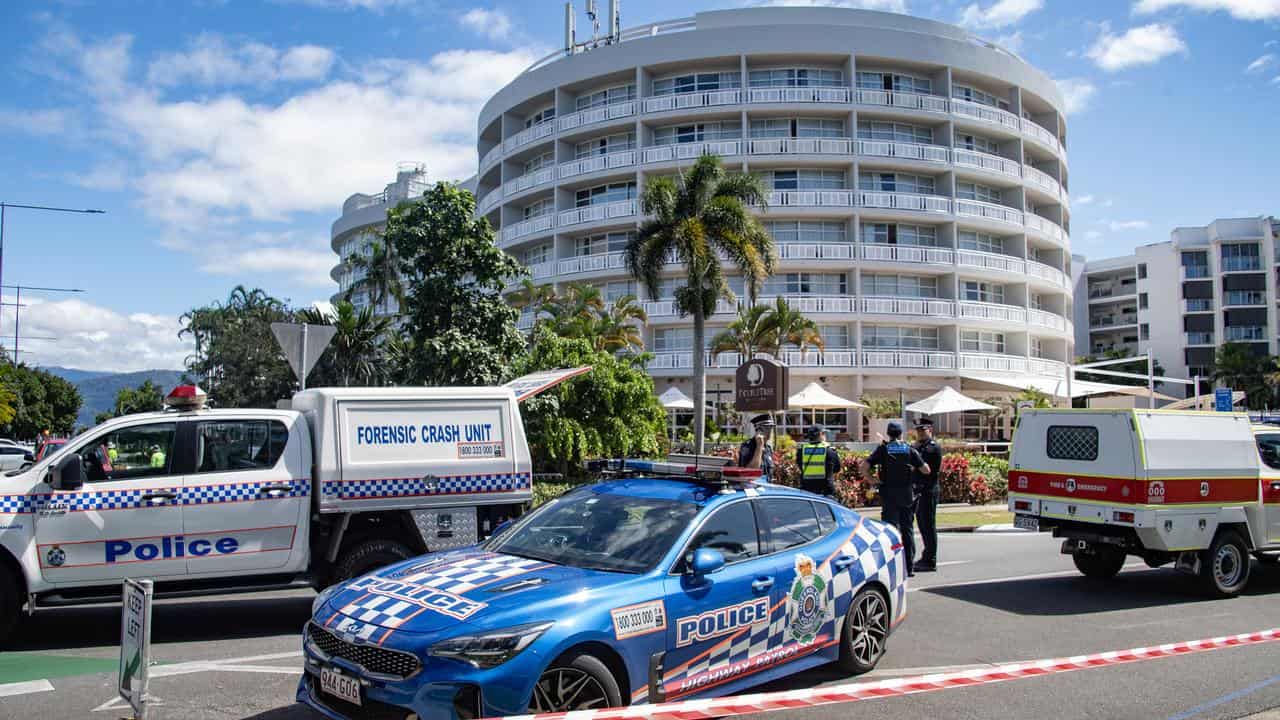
[428, 622, 552, 669]
[312, 585, 340, 615]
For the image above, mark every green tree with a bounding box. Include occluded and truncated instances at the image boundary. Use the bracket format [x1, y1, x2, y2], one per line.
[543, 283, 606, 339]
[0, 365, 80, 439]
[179, 285, 297, 408]
[1212, 342, 1273, 410]
[299, 301, 392, 386]
[710, 303, 780, 361]
[94, 380, 164, 425]
[513, 326, 665, 476]
[769, 297, 824, 360]
[508, 278, 556, 315]
[595, 295, 648, 353]
[345, 239, 404, 315]
[626, 153, 777, 452]
[388, 182, 526, 386]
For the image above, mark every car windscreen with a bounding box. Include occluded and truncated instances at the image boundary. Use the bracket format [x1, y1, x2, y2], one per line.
[485, 489, 698, 574]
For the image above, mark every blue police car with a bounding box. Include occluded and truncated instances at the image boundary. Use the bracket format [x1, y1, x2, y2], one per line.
[298, 469, 908, 719]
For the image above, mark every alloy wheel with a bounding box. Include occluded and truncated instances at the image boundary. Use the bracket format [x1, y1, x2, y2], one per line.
[848, 591, 888, 666]
[529, 667, 610, 713]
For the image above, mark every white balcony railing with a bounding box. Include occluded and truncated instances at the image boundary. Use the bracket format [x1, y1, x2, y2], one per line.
[758, 294, 856, 314]
[861, 296, 956, 317]
[503, 166, 556, 196]
[1024, 213, 1067, 243]
[1028, 357, 1067, 377]
[528, 261, 556, 280]
[855, 140, 949, 163]
[857, 191, 952, 213]
[955, 199, 1023, 226]
[557, 252, 627, 275]
[856, 89, 950, 114]
[557, 100, 636, 131]
[1023, 165, 1062, 197]
[952, 148, 1021, 178]
[957, 249, 1025, 274]
[951, 99, 1021, 130]
[643, 89, 742, 113]
[1028, 308, 1067, 332]
[1021, 118, 1063, 155]
[500, 214, 555, 243]
[558, 149, 637, 179]
[776, 243, 856, 260]
[748, 137, 853, 155]
[861, 350, 956, 369]
[859, 243, 955, 265]
[642, 299, 737, 319]
[642, 140, 742, 163]
[1026, 259, 1069, 288]
[503, 120, 556, 152]
[959, 352, 1028, 373]
[480, 144, 503, 172]
[747, 86, 852, 104]
[557, 199, 637, 227]
[958, 301, 1027, 323]
[477, 188, 502, 214]
[765, 190, 856, 207]
[778, 349, 856, 367]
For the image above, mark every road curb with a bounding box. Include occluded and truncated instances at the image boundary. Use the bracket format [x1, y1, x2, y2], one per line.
[937, 524, 1030, 534]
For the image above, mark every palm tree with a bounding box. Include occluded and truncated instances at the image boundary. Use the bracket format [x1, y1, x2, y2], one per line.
[769, 297, 824, 362]
[595, 294, 648, 353]
[346, 240, 403, 315]
[626, 153, 777, 452]
[1213, 342, 1272, 409]
[299, 301, 391, 386]
[508, 278, 556, 313]
[545, 282, 606, 339]
[710, 303, 779, 361]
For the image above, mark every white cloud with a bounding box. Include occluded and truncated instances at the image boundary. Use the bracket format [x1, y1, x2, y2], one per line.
[1084, 230, 1103, 240]
[1055, 77, 1098, 114]
[750, 0, 909, 11]
[73, 164, 128, 191]
[195, 232, 337, 287]
[1246, 53, 1276, 72]
[1107, 220, 1151, 231]
[1272, 74, 1280, 83]
[994, 30, 1024, 52]
[1086, 23, 1188, 72]
[146, 34, 335, 88]
[277, 0, 422, 10]
[1134, 0, 1280, 21]
[7, 297, 190, 372]
[959, 0, 1043, 29]
[459, 8, 514, 41]
[0, 108, 69, 136]
[1076, 194, 1096, 205]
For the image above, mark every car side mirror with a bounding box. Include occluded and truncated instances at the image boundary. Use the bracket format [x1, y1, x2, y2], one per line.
[689, 548, 725, 576]
[51, 453, 84, 491]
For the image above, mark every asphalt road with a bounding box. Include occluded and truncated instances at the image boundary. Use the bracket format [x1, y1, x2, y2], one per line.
[1, 531, 1277, 720]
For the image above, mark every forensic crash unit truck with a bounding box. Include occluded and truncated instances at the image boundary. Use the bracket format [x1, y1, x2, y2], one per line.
[1009, 409, 1280, 597]
[0, 373, 587, 640]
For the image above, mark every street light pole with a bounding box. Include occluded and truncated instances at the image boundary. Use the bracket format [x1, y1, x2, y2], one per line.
[1, 285, 84, 359]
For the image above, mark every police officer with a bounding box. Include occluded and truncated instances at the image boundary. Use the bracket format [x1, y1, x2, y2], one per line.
[739, 414, 775, 482]
[912, 418, 944, 572]
[861, 421, 930, 576]
[797, 425, 840, 496]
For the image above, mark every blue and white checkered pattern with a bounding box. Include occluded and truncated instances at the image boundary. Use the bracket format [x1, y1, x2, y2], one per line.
[393, 551, 546, 595]
[338, 593, 422, 630]
[332, 614, 383, 642]
[0, 480, 310, 514]
[321, 472, 531, 502]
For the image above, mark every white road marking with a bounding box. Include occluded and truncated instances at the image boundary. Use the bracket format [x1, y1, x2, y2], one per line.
[92, 694, 162, 712]
[907, 562, 1151, 592]
[0, 679, 54, 698]
[91, 651, 303, 711]
[936, 561, 971, 567]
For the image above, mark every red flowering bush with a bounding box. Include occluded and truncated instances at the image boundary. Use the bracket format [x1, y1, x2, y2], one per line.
[968, 475, 993, 506]
[832, 452, 873, 508]
[938, 453, 971, 503]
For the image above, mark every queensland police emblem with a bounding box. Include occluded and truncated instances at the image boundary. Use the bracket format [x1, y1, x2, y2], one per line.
[785, 554, 831, 645]
[46, 545, 65, 567]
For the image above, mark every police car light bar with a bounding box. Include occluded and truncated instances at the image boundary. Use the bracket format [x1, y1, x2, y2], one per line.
[164, 384, 208, 410]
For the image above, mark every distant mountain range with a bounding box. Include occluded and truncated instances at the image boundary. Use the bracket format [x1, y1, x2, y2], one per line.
[41, 367, 188, 427]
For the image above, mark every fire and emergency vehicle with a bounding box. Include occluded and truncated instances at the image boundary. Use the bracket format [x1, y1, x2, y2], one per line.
[1009, 409, 1280, 597]
[0, 371, 586, 641]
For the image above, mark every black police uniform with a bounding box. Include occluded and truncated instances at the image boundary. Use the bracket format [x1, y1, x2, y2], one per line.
[866, 439, 926, 576]
[913, 434, 944, 569]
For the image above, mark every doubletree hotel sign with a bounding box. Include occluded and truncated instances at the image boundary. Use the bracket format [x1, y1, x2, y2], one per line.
[735, 358, 790, 412]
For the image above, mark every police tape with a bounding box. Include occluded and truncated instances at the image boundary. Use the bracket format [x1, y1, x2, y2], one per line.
[492, 627, 1280, 720]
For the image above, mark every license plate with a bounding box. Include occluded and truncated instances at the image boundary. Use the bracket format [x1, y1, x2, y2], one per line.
[320, 667, 362, 706]
[1014, 515, 1040, 532]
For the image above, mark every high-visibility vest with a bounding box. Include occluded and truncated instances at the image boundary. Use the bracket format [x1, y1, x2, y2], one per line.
[800, 442, 829, 480]
[150, 450, 166, 469]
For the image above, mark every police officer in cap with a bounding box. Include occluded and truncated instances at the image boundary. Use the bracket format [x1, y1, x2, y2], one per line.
[797, 425, 840, 496]
[739, 414, 775, 482]
[912, 418, 944, 572]
[860, 421, 930, 576]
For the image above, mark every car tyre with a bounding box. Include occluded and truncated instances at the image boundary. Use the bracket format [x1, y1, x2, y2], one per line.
[330, 539, 414, 585]
[1072, 546, 1126, 579]
[837, 586, 890, 674]
[1199, 530, 1250, 598]
[529, 652, 622, 713]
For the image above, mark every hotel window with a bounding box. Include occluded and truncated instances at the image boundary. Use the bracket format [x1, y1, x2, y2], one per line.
[963, 280, 1005, 304]
[960, 330, 1006, 353]
[952, 84, 1009, 109]
[861, 224, 939, 246]
[1030, 337, 1044, 358]
[1140, 324, 1150, 341]
[862, 326, 940, 350]
[857, 121, 933, 144]
[574, 231, 633, 256]
[749, 118, 845, 138]
[958, 230, 1004, 254]
[523, 151, 555, 175]
[523, 198, 554, 219]
[763, 273, 847, 296]
[1029, 293, 1044, 311]
[956, 182, 1002, 203]
[864, 274, 938, 298]
[653, 122, 741, 145]
[603, 280, 636, 301]
[749, 68, 843, 87]
[575, 84, 636, 111]
[574, 132, 635, 159]
[767, 220, 847, 244]
[819, 325, 850, 349]
[765, 169, 847, 191]
[653, 328, 694, 352]
[575, 182, 636, 207]
[859, 173, 936, 194]
[652, 71, 741, 96]
[1139, 293, 1149, 309]
[856, 71, 932, 94]
[523, 243, 552, 265]
[524, 106, 555, 128]
[1138, 263, 1147, 279]
[954, 132, 1000, 154]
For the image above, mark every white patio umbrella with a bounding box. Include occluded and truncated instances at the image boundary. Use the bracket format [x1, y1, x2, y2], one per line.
[788, 382, 867, 427]
[904, 385, 997, 415]
[658, 387, 694, 442]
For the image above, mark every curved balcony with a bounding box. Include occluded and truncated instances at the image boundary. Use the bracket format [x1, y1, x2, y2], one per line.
[642, 140, 742, 164]
[857, 191, 951, 213]
[747, 137, 853, 156]
[559, 149, 637, 179]
[951, 98, 1020, 131]
[955, 198, 1023, 226]
[861, 296, 955, 317]
[862, 350, 956, 370]
[558, 199, 638, 228]
[1024, 165, 1064, 198]
[558, 252, 627, 276]
[648, 349, 857, 370]
[500, 214, 555, 244]
[856, 139, 949, 164]
[528, 261, 556, 280]
[642, 298, 737, 318]
[1021, 119, 1065, 156]
[1026, 259, 1070, 289]
[855, 89, 950, 114]
[480, 144, 503, 173]
[643, 89, 742, 114]
[958, 300, 1026, 323]
[747, 86, 852, 104]
[503, 167, 556, 197]
[1024, 213, 1068, 245]
[1028, 308, 1068, 332]
[1028, 357, 1067, 376]
[477, 188, 502, 215]
[557, 100, 636, 132]
[758, 294, 856, 314]
[503, 120, 556, 153]
[766, 190, 856, 208]
[957, 248, 1025, 274]
[959, 352, 1027, 373]
[859, 243, 955, 265]
[776, 242, 855, 260]
[951, 148, 1021, 179]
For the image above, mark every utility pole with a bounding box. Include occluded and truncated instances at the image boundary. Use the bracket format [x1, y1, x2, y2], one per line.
[0, 203, 104, 341]
[1, 285, 84, 359]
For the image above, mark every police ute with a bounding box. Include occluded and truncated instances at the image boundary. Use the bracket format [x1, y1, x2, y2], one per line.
[1009, 409, 1280, 597]
[0, 369, 588, 641]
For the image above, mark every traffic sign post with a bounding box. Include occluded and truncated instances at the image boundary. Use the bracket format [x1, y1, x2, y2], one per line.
[118, 578, 153, 720]
[1215, 387, 1233, 413]
[271, 322, 337, 390]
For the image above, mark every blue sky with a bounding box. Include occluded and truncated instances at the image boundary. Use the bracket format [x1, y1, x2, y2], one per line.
[1, 0, 1278, 371]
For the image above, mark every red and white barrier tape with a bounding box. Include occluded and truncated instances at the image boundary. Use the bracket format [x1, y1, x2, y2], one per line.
[494, 627, 1280, 720]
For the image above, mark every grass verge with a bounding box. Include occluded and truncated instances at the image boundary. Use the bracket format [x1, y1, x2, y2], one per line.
[936, 510, 1013, 528]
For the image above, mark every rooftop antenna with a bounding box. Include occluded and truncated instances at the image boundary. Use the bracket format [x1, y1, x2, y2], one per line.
[586, 0, 599, 47]
[607, 0, 620, 43]
[564, 2, 576, 55]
